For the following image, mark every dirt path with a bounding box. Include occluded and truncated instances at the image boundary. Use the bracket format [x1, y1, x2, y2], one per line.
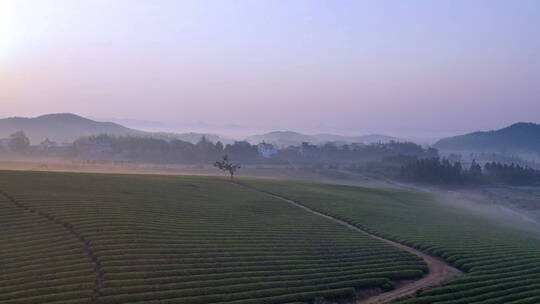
[235, 182, 463, 304]
[0, 190, 104, 303]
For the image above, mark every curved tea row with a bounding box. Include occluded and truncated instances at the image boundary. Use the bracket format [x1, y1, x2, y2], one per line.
[245, 179, 540, 304]
[0, 171, 426, 304]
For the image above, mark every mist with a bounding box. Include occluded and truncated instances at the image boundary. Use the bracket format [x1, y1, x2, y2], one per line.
[427, 187, 540, 237]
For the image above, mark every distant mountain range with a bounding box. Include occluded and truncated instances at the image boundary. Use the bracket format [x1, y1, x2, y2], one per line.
[0, 113, 405, 147]
[245, 131, 400, 147]
[434, 122, 540, 153]
[0, 113, 227, 144]
[0, 113, 142, 143]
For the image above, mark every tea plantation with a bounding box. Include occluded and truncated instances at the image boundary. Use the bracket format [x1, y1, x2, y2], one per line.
[245, 179, 540, 304]
[0, 171, 426, 304]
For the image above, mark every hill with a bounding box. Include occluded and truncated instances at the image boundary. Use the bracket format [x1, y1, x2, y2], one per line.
[0, 113, 144, 143]
[434, 122, 540, 153]
[246, 131, 400, 147]
[0, 113, 228, 144]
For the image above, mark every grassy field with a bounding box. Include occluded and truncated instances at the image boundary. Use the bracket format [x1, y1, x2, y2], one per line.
[0, 171, 426, 304]
[244, 179, 540, 304]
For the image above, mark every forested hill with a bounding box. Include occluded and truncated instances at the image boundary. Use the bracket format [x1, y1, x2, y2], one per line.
[0, 113, 226, 144]
[434, 122, 540, 153]
[0, 113, 143, 143]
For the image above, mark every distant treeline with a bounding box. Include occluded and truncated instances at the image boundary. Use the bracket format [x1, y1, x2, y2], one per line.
[309, 141, 438, 162]
[400, 158, 540, 186]
[73, 135, 259, 163]
[63, 134, 440, 166]
[1, 131, 439, 168]
[71, 135, 437, 164]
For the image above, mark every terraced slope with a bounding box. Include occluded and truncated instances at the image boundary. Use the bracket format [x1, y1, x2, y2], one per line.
[0, 171, 426, 304]
[244, 179, 540, 304]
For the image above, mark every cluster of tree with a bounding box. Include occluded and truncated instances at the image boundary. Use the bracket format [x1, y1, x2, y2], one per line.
[399, 158, 479, 184]
[0, 131, 31, 154]
[9, 131, 31, 153]
[469, 152, 539, 169]
[0, 132, 439, 169]
[328, 141, 437, 161]
[71, 135, 436, 165]
[400, 157, 540, 186]
[483, 162, 540, 185]
[345, 155, 421, 177]
[281, 141, 438, 164]
[73, 135, 259, 163]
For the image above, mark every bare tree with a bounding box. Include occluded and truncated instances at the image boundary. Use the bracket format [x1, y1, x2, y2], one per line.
[214, 155, 241, 180]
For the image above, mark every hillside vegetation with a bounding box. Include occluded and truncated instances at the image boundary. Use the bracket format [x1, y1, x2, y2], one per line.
[434, 122, 540, 153]
[244, 179, 540, 304]
[0, 171, 425, 304]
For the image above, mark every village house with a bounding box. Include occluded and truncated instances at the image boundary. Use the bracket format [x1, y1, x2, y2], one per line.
[257, 142, 278, 158]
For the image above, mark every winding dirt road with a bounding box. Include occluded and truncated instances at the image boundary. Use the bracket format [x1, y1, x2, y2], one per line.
[236, 182, 463, 303]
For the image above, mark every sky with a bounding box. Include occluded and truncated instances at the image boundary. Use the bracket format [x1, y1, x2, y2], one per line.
[0, 0, 539, 139]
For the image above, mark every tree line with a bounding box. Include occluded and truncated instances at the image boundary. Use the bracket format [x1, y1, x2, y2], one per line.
[0, 131, 440, 168]
[400, 157, 540, 186]
[73, 135, 259, 163]
[0, 131, 31, 153]
[72, 135, 437, 164]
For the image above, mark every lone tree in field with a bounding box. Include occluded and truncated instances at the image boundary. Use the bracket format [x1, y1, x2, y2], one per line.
[214, 155, 241, 180]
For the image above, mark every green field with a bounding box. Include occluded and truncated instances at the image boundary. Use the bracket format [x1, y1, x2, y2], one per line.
[244, 179, 540, 304]
[2, 171, 540, 304]
[0, 171, 426, 304]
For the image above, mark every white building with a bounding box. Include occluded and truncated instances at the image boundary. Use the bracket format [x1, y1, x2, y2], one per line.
[257, 142, 278, 158]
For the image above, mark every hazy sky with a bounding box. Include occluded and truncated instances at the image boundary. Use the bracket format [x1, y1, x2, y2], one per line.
[1, 0, 539, 137]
